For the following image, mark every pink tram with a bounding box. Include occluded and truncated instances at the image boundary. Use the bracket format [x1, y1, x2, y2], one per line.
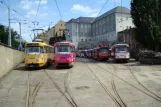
[54, 42, 76, 68]
[112, 44, 130, 62]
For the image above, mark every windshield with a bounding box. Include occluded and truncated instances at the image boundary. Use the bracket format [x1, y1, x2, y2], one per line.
[25, 47, 41, 54]
[55, 46, 72, 53]
[115, 47, 127, 53]
[100, 48, 108, 53]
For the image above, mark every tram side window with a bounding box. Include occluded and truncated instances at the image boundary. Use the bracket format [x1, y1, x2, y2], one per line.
[70, 46, 75, 53]
[40, 47, 43, 53]
[43, 47, 47, 53]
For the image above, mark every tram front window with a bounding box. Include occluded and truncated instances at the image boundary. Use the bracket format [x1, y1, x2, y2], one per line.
[25, 47, 42, 54]
[100, 48, 108, 53]
[55, 46, 72, 53]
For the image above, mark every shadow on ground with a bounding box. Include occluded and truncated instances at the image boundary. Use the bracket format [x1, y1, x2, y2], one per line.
[14, 63, 72, 71]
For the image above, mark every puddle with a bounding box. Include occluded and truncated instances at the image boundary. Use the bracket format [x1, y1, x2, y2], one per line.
[75, 86, 90, 90]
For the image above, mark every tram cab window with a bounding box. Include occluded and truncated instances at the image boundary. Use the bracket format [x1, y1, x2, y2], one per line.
[55, 45, 72, 53]
[25, 47, 41, 54]
[99, 48, 108, 53]
[115, 47, 127, 52]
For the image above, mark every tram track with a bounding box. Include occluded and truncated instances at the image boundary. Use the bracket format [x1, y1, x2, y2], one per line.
[26, 69, 44, 107]
[111, 65, 127, 107]
[81, 59, 125, 107]
[44, 69, 78, 107]
[26, 71, 30, 107]
[96, 63, 161, 103]
[124, 65, 161, 101]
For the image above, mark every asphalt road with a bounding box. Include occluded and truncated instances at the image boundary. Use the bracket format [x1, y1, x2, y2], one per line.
[0, 58, 161, 107]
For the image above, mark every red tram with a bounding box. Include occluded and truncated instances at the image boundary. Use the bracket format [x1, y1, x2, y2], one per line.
[94, 46, 110, 61]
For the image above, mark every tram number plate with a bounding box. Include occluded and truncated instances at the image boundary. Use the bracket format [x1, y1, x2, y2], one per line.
[119, 55, 125, 58]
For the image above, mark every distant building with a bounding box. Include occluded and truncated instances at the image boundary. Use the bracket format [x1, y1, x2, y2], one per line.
[117, 28, 139, 49]
[36, 32, 48, 43]
[66, 6, 135, 49]
[117, 28, 145, 58]
[46, 20, 66, 43]
[54, 20, 66, 37]
[92, 6, 134, 42]
[66, 17, 95, 48]
[47, 27, 54, 43]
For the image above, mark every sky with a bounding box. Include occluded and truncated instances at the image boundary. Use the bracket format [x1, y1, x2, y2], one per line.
[0, 0, 131, 42]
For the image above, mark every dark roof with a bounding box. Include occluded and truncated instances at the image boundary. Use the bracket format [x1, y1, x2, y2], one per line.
[94, 6, 130, 22]
[118, 28, 136, 33]
[67, 17, 95, 23]
[67, 6, 130, 23]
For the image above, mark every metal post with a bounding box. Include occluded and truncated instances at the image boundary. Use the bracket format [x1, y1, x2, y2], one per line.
[19, 22, 22, 50]
[8, 0, 11, 47]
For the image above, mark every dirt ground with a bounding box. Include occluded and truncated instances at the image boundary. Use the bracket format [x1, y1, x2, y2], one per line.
[0, 58, 161, 107]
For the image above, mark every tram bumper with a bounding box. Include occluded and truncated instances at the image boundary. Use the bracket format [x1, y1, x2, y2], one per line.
[98, 55, 110, 60]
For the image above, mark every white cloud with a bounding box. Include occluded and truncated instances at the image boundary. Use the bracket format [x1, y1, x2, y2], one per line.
[20, 0, 47, 10]
[20, 0, 35, 10]
[89, 13, 98, 17]
[97, 0, 106, 4]
[43, 6, 48, 9]
[25, 10, 37, 18]
[27, 10, 37, 15]
[40, 13, 48, 17]
[35, 0, 47, 5]
[71, 4, 98, 13]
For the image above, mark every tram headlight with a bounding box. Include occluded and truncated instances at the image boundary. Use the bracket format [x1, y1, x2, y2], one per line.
[56, 57, 60, 60]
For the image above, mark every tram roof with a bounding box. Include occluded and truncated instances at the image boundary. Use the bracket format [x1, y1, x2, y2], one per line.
[54, 41, 75, 46]
[114, 44, 129, 47]
[25, 42, 52, 47]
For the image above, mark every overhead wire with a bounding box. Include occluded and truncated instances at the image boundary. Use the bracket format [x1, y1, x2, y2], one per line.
[93, 0, 109, 22]
[1, 0, 34, 23]
[12, 9, 34, 23]
[54, 0, 63, 20]
[34, 0, 42, 22]
[114, 0, 116, 7]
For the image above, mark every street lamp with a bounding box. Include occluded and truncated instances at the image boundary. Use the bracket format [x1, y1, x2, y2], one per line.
[10, 20, 27, 50]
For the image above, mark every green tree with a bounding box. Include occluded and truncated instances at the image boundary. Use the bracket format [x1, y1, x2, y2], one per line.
[0, 24, 20, 49]
[62, 30, 66, 40]
[131, 0, 161, 51]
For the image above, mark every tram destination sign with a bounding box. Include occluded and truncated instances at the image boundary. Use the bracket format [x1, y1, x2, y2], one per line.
[26, 43, 39, 47]
[58, 43, 69, 46]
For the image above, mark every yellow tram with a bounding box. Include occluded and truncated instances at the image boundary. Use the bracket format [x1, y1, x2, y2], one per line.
[24, 39, 54, 68]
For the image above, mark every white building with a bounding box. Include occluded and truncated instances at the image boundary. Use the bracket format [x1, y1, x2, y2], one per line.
[66, 17, 95, 49]
[66, 6, 135, 49]
[92, 6, 134, 42]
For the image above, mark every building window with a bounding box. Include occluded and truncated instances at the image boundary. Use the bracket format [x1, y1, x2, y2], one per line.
[81, 25, 83, 28]
[61, 24, 62, 26]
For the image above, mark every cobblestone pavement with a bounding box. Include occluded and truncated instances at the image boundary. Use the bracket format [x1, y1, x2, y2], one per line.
[0, 58, 161, 107]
